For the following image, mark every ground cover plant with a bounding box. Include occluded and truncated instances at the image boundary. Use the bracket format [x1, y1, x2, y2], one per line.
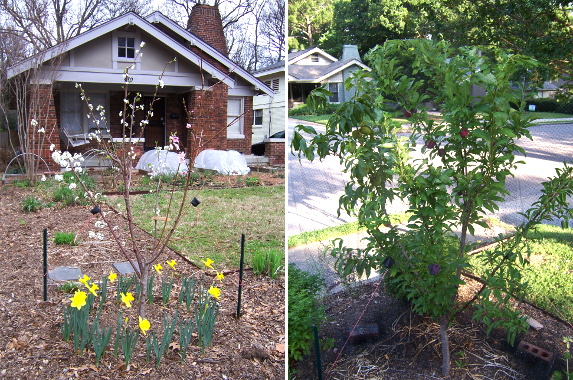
[292, 38, 573, 376]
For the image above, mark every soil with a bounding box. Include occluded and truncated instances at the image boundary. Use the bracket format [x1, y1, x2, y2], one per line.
[293, 275, 573, 380]
[0, 170, 285, 379]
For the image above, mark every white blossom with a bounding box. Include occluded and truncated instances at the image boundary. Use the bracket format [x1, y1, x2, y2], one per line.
[40, 175, 47, 182]
[158, 79, 164, 88]
[31, 119, 38, 127]
[54, 174, 63, 182]
[68, 183, 77, 190]
[37, 127, 45, 133]
[140, 41, 146, 48]
[49, 144, 56, 151]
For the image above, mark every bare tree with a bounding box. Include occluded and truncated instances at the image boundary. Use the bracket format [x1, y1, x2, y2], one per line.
[259, 0, 285, 62]
[0, 0, 148, 179]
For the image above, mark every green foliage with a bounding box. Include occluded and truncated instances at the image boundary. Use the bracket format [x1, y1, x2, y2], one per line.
[53, 231, 77, 245]
[178, 276, 197, 312]
[58, 281, 80, 294]
[91, 320, 113, 367]
[178, 317, 196, 362]
[288, 0, 333, 48]
[288, 264, 326, 363]
[196, 286, 219, 353]
[288, 104, 314, 116]
[251, 246, 284, 279]
[21, 195, 43, 212]
[526, 98, 559, 113]
[292, 39, 573, 375]
[245, 176, 261, 187]
[470, 224, 573, 324]
[161, 277, 173, 306]
[148, 311, 178, 368]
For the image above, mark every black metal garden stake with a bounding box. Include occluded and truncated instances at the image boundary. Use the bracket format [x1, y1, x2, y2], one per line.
[314, 325, 324, 380]
[236, 234, 245, 318]
[43, 228, 48, 302]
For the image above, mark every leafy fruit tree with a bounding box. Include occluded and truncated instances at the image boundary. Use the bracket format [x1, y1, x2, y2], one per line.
[292, 39, 573, 376]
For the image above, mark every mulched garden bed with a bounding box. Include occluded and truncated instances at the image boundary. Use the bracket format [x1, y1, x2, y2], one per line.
[292, 276, 573, 380]
[0, 179, 285, 379]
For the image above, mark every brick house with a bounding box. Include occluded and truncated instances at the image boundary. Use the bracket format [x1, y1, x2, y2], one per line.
[6, 5, 273, 169]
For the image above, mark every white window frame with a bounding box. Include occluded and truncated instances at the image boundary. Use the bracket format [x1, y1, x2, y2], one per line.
[253, 109, 263, 126]
[227, 97, 244, 139]
[328, 83, 340, 103]
[112, 31, 141, 70]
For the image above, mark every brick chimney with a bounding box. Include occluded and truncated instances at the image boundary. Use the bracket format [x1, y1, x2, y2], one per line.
[187, 4, 228, 56]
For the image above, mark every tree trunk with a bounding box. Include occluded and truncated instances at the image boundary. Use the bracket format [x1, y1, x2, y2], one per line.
[440, 315, 451, 377]
[138, 264, 148, 318]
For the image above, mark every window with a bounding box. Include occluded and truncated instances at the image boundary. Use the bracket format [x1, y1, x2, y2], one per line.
[311, 53, 319, 63]
[61, 92, 83, 134]
[264, 78, 280, 92]
[254, 109, 263, 125]
[328, 83, 339, 103]
[227, 97, 244, 138]
[118, 36, 135, 58]
[60, 92, 108, 135]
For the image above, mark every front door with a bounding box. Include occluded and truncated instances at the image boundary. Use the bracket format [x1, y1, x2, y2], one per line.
[143, 96, 165, 151]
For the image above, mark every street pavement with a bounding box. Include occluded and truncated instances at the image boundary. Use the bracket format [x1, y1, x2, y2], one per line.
[288, 118, 573, 288]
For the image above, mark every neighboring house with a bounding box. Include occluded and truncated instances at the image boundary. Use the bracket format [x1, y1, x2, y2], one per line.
[252, 60, 285, 144]
[7, 5, 273, 169]
[537, 79, 567, 98]
[288, 45, 370, 108]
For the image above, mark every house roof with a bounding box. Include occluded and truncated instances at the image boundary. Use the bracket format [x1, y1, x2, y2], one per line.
[287, 46, 337, 65]
[7, 11, 273, 96]
[145, 12, 272, 95]
[252, 60, 285, 76]
[289, 58, 370, 83]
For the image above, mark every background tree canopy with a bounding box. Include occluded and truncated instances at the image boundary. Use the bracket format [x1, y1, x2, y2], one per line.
[288, 0, 573, 94]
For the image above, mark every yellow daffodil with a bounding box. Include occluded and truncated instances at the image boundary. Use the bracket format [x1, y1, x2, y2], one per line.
[121, 292, 134, 308]
[78, 274, 90, 286]
[166, 259, 177, 270]
[153, 263, 162, 273]
[87, 283, 99, 296]
[70, 290, 87, 310]
[208, 285, 221, 300]
[108, 271, 117, 282]
[203, 258, 214, 269]
[216, 271, 225, 282]
[139, 316, 150, 335]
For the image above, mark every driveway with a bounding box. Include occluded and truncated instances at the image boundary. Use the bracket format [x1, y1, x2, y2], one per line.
[288, 119, 573, 236]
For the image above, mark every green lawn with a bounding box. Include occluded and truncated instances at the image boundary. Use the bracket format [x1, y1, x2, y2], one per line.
[525, 111, 573, 120]
[469, 224, 573, 324]
[109, 186, 285, 269]
[291, 111, 573, 127]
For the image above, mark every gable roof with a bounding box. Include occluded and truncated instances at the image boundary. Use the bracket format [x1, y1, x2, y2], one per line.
[252, 60, 285, 76]
[289, 58, 370, 82]
[288, 46, 337, 65]
[145, 12, 272, 95]
[7, 11, 273, 96]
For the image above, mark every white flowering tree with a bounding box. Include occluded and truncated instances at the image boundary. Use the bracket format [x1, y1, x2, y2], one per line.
[50, 43, 218, 317]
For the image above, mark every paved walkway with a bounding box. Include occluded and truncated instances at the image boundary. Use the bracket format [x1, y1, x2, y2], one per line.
[288, 117, 573, 288]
